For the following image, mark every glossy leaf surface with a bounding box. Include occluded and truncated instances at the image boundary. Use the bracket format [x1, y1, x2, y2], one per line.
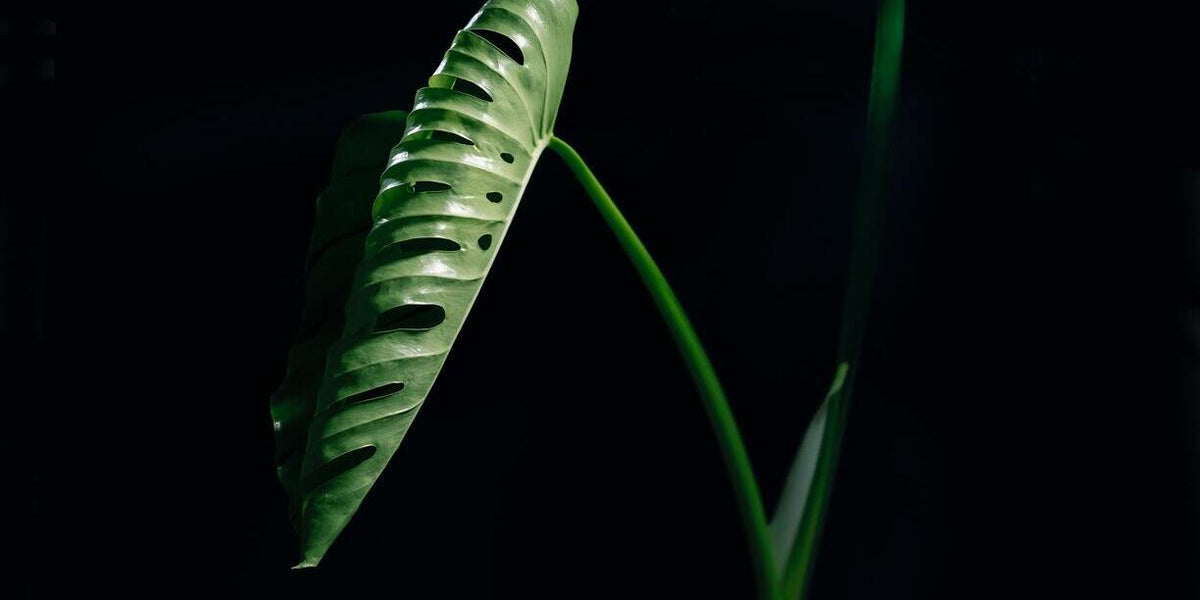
[294, 0, 578, 567]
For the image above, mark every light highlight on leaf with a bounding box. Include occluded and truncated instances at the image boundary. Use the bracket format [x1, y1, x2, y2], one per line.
[293, 0, 578, 567]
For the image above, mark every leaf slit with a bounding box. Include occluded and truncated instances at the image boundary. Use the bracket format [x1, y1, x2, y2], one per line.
[382, 237, 462, 259]
[468, 29, 525, 66]
[336, 382, 406, 408]
[301, 446, 378, 495]
[427, 130, 475, 145]
[373, 304, 447, 333]
[412, 181, 452, 193]
[451, 78, 493, 102]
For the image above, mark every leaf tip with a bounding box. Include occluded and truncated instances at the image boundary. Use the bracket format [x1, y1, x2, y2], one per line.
[291, 559, 320, 570]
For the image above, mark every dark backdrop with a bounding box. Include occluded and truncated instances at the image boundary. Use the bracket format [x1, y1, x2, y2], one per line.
[4, 0, 1198, 597]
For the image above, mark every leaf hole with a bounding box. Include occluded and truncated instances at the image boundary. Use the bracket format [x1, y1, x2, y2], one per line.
[500, 152, 514, 163]
[478, 234, 493, 250]
[428, 130, 474, 145]
[383, 237, 462, 259]
[451, 78, 492, 103]
[412, 181, 451, 193]
[301, 446, 377, 495]
[486, 192, 503, 203]
[337, 382, 406, 408]
[373, 304, 447, 333]
[469, 29, 524, 66]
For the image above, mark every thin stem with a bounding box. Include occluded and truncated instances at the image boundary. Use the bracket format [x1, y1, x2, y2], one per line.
[548, 136, 781, 600]
[782, 1, 905, 598]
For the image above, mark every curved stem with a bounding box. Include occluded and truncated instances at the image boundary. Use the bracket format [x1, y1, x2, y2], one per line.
[548, 136, 780, 600]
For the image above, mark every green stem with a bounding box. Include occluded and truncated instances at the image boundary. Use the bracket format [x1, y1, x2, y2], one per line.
[548, 136, 780, 600]
[782, 1, 905, 598]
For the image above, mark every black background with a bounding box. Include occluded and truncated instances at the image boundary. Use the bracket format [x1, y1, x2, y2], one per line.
[4, 0, 1199, 597]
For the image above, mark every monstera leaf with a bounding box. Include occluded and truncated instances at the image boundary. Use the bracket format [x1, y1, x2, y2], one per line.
[293, 0, 578, 567]
[270, 110, 409, 530]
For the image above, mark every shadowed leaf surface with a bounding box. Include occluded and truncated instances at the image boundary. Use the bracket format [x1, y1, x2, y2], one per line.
[269, 110, 409, 531]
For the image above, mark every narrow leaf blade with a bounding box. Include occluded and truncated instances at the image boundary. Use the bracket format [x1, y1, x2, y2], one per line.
[767, 364, 844, 568]
[773, 0, 904, 597]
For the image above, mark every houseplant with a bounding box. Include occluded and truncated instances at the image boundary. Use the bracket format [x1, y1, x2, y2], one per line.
[270, 1, 904, 597]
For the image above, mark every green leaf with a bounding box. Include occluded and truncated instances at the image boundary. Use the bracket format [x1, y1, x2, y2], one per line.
[269, 110, 409, 531]
[768, 362, 846, 593]
[772, 0, 904, 597]
[293, 0, 578, 568]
